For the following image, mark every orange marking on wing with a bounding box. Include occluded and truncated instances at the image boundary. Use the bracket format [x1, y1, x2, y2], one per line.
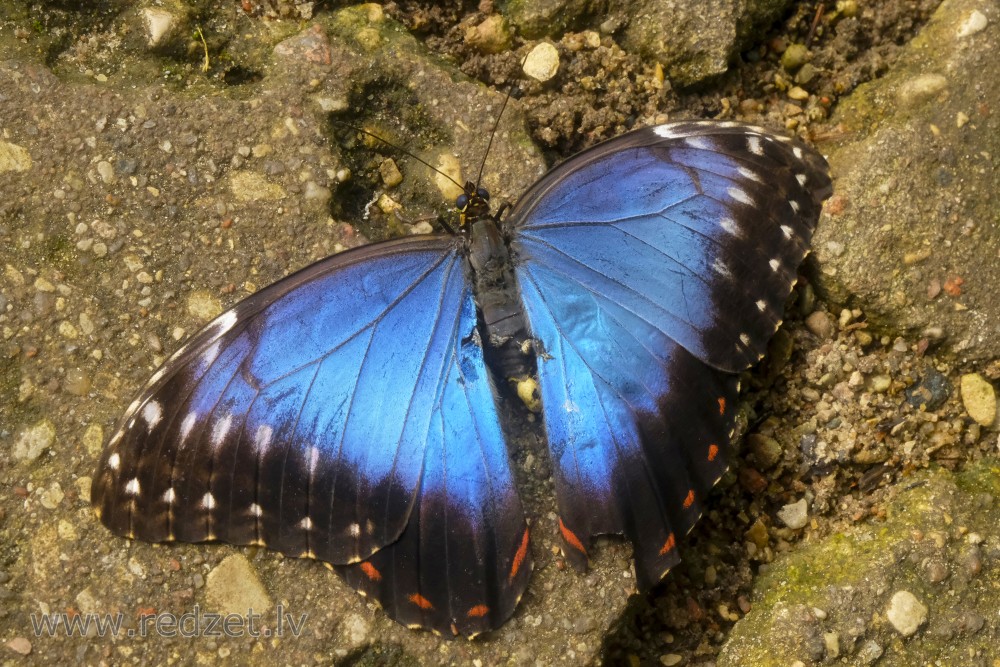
[559, 518, 587, 555]
[467, 604, 489, 618]
[408, 593, 434, 610]
[683, 489, 696, 509]
[717, 397, 726, 415]
[509, 528, 530, 582]
[707, 443, 719, 462]
[658, 532, 676, 556]
[360, 561, 381, 582]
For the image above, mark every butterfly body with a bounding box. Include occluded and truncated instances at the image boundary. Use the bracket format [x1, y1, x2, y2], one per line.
[93, 120, 831, 637]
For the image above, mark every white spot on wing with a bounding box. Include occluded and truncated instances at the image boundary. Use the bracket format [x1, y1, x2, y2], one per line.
[348, 523, 361, 537]
[653, 124, 684, 139]
[108, 452, 121, 471]
[200, 340, 222, 368]
[793, 146, 803, 159]
[211, 414, 233, 448]
[249, 503, 263, 517]
[255, 425, 273, 453]
[201, 492, 216, 509]
[180, 412, 197, 445]
[795, 173, 808, 186]
[727, 187, 753, 206]
[747, 135, 764, 156]
[142, 400, 163, 431]
[769, 258, 780, 272]
[756, 300, 767, 312]
[125, 478, 141, 496]
[307, 446, 320, 473]
[781, 225, 794, 239]
[739, 333, 751, 347]
[720, 217, 738, 236]
[712, 257, 732, 279]
[789, 199, 801, 213]
[299, 517, 314, 530]
[211, 310, 239, 337]
[684, 135, 712, 150]
[163, 488, 176, 503]
[737, 166, 762, 183]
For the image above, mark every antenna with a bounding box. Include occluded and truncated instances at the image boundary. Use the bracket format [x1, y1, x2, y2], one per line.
[474, 84, 518, 190]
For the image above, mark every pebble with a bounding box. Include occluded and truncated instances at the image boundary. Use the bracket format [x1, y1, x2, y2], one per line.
[957, 10, 988, 38]
[57, 519, 78, 541]
[960, 373, 996, 426]
[905, 367, 951, 410]
[787, 86, 810, 101]
[464, 14, 511, 54]
[205, 554, 273, 615]
[187, 290, 222, 322]
[747, 433, 782, 470]
[777, 498, 809, 530]
[897, 73, 948, 108]
[781, 44, 808, 71]
[856, 639, 883, 664]
[523, 42, 560, 82]
[0, 141, 33, 172]
[886, 590, 927, 636]
[96, 160, 115, 183]
[13, 419, 56, 462]
[804, 311, 835, 340]
[5, 638, 31, 656]
[82, 423, 104, 456]
[379, 158, 403, 187]
[142, 8, 177, 47]
[64, 368, 92, 396]
[659, 654, 682, 666]
[868, 375, 891, 393]
[39, 482, 64, 509]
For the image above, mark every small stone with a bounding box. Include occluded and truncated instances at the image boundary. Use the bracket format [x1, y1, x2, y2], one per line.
[659, 655, 683, 666]
[142, 8, 177, 47]
[823, 632, 840, 659]
[64, 368, 91, 396]
[228, 171, 286, 202]
[747, 433, 782, 470]
[57, 519, 78, 541]
[523, 42, 560, 82]
[898, 74, 948, 108]
[464, 14, 512, 54]
[14, 419, 56, 462]
[0, 141, 32, 173]
[39, 482, 64, 510]
[303, 181, 331, 203]
[379, 159, 403, 188]
[957, 10, 988, 38]
[787, 86, 810, 101]
[781, 43, 809, 71]
[34, 277, 56, 293]
[905, 368, 951, 410]
[59, 321, 79, 339]
[777, 498, 809, 530]
[805, 311, 835, 340]
[5, 638, 31, 655]
[857, 640, 883, 664]
[206, 554, 273, 616]
[96, 160, 115, 184]
[82, 423, 104, 457]
[187, 290, 222, 322]
[960, 373, 996, 426]
[886, 590, 927, 636]
[868, 375, 892, 393]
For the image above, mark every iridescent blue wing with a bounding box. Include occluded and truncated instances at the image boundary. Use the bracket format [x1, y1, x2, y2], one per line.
[510, 121, 831, 586]
[91, 237, 531, 637]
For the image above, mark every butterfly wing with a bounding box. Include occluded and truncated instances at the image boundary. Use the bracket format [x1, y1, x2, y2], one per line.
[509, 121, 831, 585]
[91, 236, 530, 636]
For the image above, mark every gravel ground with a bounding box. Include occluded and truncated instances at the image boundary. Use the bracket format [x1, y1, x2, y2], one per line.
[2, 1, 998, 666]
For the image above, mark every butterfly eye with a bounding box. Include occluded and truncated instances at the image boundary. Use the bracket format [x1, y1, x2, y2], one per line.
[477, 187, 490, 201]
[456, 193, 469, 210]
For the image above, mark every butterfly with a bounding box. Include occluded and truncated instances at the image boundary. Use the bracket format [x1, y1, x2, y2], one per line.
[92, 119, 832, 638]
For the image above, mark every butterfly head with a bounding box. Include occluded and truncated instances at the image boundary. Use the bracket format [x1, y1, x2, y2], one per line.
[456, 181, 491, 227]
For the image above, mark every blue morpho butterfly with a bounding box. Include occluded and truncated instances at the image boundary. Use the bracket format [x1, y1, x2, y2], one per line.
[92, 118, 831, 638]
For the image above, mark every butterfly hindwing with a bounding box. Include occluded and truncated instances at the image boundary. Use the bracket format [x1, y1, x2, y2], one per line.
[91, 236, 530, 636]
[510, 121, 829, 583]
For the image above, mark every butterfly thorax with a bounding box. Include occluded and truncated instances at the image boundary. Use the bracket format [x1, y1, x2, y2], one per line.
[466, 210, 536, 391]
